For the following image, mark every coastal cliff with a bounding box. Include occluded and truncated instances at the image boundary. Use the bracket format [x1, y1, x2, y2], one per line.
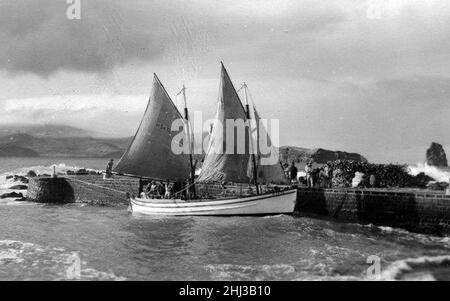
[0, 133, 131, 158]
[280, 146, 367, 165]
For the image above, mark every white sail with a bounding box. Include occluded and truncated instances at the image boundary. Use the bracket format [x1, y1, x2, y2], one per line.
[197, 64, 251, 183]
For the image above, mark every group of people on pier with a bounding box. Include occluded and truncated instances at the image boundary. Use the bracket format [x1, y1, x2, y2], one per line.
[288, 161, 332, 188]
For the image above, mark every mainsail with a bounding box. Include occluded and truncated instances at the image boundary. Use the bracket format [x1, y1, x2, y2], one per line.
[114, 74, 190, 181]
[251, 107, 289, 184]
[197, 64, 251, 183]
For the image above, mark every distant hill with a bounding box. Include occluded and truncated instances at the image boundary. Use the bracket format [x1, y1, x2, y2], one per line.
[0, 145, 40, 157]
[0, 125, 368, 161]
[0, 124, 102, 138]
[0, 133, 131, 158]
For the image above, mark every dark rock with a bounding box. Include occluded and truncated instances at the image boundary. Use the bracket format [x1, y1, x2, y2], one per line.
[426, 142, 448, 167]
[5, 175, 13, 180]
[1, 192, 24, 199]
[26, 170, 37, 178]
[67, 170, 75, 175]
[76, 169, 88, 175]
[8, 185, 28, 190]
[13, 175, 29, 183]
[40, 173, 51, 177]
[412, 172, 435, 188]
[427, 181, 449, 191]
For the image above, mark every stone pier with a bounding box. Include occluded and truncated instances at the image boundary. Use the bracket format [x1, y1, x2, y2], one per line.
[27, 177, 75, 203]
[294, 187, 450, 236]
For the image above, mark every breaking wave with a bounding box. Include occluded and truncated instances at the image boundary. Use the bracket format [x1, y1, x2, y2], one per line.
[205, 263, 297, 281]
[0, 240, 125, 281]
[1, 163, 100, 179]
[380, 255, 450, 281]
[204, 263, 366, 281]
[408, 163, 450, 183]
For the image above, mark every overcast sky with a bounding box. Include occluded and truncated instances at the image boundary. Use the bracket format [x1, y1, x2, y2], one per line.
[0, 0, 449, 163]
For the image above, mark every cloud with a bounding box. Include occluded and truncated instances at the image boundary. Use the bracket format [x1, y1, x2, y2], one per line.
[0, 0, 449, 164]
[0, 0, 347, 77]
[0, 94, 148, 136]
[0, 0, 164, 76]
[272, 75, 450, 163]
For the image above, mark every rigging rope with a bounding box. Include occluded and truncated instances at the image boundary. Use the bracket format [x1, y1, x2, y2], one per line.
[67, 177, 130, 195]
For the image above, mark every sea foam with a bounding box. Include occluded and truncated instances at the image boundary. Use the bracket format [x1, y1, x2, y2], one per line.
[408, 163, 450, 183]
[380, 255, 450, 281]
[0, 240, 125, 281]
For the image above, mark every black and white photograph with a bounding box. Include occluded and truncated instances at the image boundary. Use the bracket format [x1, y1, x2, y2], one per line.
[0, 0, 449, 284]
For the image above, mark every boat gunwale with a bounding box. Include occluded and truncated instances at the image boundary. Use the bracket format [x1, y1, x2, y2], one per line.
[130, 189, 297, 208]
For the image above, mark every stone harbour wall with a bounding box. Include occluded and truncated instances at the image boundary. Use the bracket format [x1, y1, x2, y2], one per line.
[27, 177, 75, 203]
[65, 175, 140, 206]
[31, 175, 450, 236]
[294, 187, 450, 236]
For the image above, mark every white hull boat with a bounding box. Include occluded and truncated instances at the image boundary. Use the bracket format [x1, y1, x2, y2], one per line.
[129, 189, 297, 216]
[115, 64, 294, 217]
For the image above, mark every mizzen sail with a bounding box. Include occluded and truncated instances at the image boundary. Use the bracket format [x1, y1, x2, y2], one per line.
[252, 107, 289, 184]
[114, 74, 190, 181]
[197, 64, 251, 183]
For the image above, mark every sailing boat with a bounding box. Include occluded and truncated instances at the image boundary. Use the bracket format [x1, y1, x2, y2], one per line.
[121, 64, 297, 216]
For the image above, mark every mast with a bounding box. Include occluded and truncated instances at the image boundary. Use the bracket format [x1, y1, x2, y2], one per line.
[178, 85, 196, 198]
[243, 82, 260, 195]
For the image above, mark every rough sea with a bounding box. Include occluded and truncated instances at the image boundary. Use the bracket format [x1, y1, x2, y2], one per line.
[0, 158, 449, 281]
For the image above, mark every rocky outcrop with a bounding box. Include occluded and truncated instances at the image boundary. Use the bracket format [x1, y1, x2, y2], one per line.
[8, 185, 28, 190]
[312, 148, 368, 164]
[426, 142, 448, 167]
[0, 192, 24, 199]
[13, 175, 29, 183]
[427, 181, 449, 191]
[26, 170, 37, 178]
[280, 146, 367, 165]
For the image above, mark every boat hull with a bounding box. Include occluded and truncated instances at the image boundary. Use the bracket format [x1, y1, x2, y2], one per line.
[130, 189, 298, 216]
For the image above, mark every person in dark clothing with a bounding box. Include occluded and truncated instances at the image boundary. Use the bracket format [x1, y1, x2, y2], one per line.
[104, 159, 114, 179]
[289, 161, 298, 184]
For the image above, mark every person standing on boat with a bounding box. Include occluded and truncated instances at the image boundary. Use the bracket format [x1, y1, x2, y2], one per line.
[164, 180, 172, 199]
[148, 181, 157, 198]
[289, 162, 298, 184]
[104, 159, 114, 179]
